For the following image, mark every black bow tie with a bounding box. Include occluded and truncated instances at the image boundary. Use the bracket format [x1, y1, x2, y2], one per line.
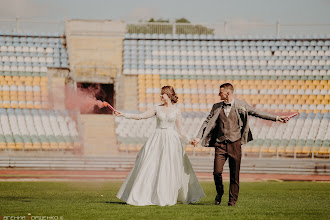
[223, 102, 232, 107]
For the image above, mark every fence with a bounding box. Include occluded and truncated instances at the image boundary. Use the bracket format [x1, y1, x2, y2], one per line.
[0, 18, 329, 37]
[217, 22, 330, 37]
[0, 18, 65, 34]
[127, 21, 330, 37]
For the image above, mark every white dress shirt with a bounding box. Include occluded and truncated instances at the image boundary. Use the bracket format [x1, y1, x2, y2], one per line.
[223, 100, 235, 117]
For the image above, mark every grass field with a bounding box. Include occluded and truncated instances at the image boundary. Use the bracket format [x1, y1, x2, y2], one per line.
[0, 181, 329, 220]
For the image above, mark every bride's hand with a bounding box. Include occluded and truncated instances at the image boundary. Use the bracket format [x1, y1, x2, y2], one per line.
[191, 138, 201, 147]
[96, 101, 107, 108]
[103, 101, 110, 107]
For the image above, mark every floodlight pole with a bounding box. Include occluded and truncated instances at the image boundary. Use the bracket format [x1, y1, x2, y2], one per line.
[224, 20, 228, 36]
[16, 17, 20, 33]
[276, 20, 280, 36]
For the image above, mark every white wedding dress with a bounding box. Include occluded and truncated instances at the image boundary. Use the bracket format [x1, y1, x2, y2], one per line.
[116, 105, 205, 206]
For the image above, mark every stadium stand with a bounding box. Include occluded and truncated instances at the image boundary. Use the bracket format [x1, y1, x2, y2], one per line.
[0, 28, 329, 158]
[0, 33, 68, 69]
[117, 34, 330, 157]
[0, 33, 68, 109]
[0, 33, 81, 151]
[0, 108, 80, 151]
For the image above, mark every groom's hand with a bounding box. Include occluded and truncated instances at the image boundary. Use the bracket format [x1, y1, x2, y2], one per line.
[191, 138, 201, 147]
[278, 116, 289, 123]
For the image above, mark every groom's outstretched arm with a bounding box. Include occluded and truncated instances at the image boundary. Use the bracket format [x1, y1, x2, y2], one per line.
[243, 100, 285, 122]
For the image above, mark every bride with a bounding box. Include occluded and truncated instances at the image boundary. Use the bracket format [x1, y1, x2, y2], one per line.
[115, 85, 205, 206]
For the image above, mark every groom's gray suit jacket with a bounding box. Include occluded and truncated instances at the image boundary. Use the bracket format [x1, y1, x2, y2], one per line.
[196, 99, 278, 147]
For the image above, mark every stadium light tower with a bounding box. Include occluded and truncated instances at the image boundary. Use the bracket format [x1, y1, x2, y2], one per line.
[276, 20, 280, 36]
[16, 16, 20, 33]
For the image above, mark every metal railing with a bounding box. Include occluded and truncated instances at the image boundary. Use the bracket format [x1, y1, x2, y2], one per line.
[0, 18, 65, 34]
[0, 18, 329, 37]
[127, 22, 215, 35]
[126, 21, 330, 37]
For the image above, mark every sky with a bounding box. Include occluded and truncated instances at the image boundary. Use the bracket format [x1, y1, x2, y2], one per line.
[0, 0, 329, 33]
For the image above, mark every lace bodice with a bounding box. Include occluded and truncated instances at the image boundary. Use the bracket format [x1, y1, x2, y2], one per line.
[124, 106, 190, 143]
[155, 106, 178, 129]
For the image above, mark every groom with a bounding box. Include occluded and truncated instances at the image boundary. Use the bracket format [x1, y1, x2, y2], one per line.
[192, 83, 288, 206]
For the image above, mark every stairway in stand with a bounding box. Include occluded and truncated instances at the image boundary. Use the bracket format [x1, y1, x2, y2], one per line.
[80, 114, 117, 156]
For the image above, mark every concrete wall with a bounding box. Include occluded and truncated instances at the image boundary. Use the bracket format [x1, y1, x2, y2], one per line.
[65, 19, 126, 84]
[80, 114, 118, 156]
[116, 75, 138, 111]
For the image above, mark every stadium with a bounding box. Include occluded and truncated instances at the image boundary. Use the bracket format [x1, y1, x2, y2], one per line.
[0, 1, 329, 219]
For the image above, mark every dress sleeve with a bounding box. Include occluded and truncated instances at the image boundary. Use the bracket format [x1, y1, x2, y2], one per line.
[175, 109, 191, 145]
[124, 107, 156, 120]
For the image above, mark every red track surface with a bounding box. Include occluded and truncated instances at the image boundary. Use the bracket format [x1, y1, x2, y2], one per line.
[0, 170, 329, 181]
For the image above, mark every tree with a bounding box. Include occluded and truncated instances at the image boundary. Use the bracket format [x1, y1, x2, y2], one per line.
[148, 18, 170, 23]
[175, 18, 190, 23]
[127, 18, 214, 35]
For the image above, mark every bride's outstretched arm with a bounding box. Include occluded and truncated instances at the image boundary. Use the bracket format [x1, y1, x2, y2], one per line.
[175, 110, 191, 144]
[116, 107, 156, 120]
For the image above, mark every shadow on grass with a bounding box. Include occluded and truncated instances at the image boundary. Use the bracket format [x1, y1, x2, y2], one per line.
[188, 203, 216, 206]
[105, 201, 127, 205]
[91, 201, 127, 205]
[92, 201, 213, 206]
[1, 196, 32, 202]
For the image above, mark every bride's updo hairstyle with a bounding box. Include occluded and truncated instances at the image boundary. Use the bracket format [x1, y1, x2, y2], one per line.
[161, 86, 178, 104]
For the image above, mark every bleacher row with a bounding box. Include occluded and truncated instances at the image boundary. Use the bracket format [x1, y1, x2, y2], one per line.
[0, 74, 49, 109]
[115, 110, 330, 157]
[122, 38, 330, 75]
[136, 74, 330, 113]
[0, 108, 80, 150]
[0, 34, 68, 68]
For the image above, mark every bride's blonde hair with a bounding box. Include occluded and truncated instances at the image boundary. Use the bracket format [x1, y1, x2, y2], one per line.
[161, 86, 178, 104]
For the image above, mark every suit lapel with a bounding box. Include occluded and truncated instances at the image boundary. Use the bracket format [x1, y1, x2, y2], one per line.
[206, 103, 222, 132]
[213, 104, 222, 119]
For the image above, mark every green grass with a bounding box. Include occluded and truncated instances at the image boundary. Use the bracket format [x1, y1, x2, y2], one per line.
[0, 181, 329, 220]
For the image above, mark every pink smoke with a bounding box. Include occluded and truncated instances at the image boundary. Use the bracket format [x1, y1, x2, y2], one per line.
[65, 85, 106, 113]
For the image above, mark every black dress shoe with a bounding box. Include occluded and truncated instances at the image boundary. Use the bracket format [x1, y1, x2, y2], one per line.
[227, 202, 235, 206]
[214, 195, 222, 205]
